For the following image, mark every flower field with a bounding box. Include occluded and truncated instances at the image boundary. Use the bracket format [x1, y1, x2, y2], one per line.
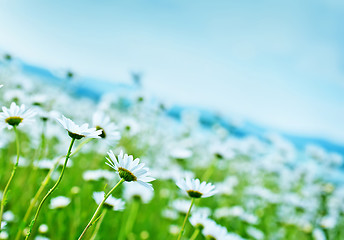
[0, 61, 344, 240]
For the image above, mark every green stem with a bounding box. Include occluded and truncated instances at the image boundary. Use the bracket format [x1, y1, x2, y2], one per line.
[78, 178, 125, 240]
[89, 208, 108, 240]
[123, 199, 140, 239]
[177, 198, 195, 240]
[189, 227, 200, 240]
[202, 158, 217, 181]
[25, 137, 76, 240]
[70, 138, 92, 157]
[15, 157, 61, 240]
[39, 120, 47, 160]
[15, 138, 91, 240]
[0, 126, 20, 228]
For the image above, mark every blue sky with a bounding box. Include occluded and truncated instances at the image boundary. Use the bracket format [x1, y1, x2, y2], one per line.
[0, 0, 344, 143]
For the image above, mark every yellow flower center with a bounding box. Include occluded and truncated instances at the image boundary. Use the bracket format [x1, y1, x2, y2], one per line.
[5, 116, 23, 126]
[118, 167, 137, 182]
[96, 126, 106, 138]
[187, 190, 203, 198]
[67, 131, 85, 140]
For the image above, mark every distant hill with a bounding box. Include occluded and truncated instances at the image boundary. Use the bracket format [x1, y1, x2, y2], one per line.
[1, 57, 343, 155]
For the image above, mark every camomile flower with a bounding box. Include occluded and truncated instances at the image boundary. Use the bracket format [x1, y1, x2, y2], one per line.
[123, 182, 154, 204]
[34, 236, 50, 240]
[106, 150, 155, 190]
[57, 115, 102, 139]
[0, 102, 36, 129]
[49, 196, 71, 209]
[0, 230, 8, 239]
[202, 220, 231, 240]
[0, 84, 3, 88]
[189, 212, 210, 230]
[92, 111, 121, 145]
[2, 211, 14, 222]
[82, 169, 116, 182]
[172, 199, 192, 214]
[93, 192, 125, 211]
[38, 224, 49, 234]
[176, 178, 216, 198]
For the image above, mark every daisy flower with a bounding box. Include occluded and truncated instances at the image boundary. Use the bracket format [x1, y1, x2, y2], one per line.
[106, 150, 155, 190]
[0, 84, 3, 88]
[189, 212, 210, 230]
[176, 178, 216, 198]
[0, 102, 36, 129]
[38, 224, 49, 234]
[92, 111, 121, 145]
[57, 115, 102, 139]
[49, 196, 71, 209]
[123, 182, 154, 204]
[93, 192, 125, 211]
[202, 220, 231, 240]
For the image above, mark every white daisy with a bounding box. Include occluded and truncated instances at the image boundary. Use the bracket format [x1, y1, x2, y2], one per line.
[202, 220, 231, 240]
[82, 169, 116, 182]
[92, 111, 121, 145]
[0, 84, 3, 88]
[2, 211, 14, 222]
[0, 230, 8, 239]
[93, 191, 125, 211]
[171, 199, 192, 214]
[49, 196, 71, 209]
[106, 150, 155, 190]
[123, 182, 154, 204]
[34, 236, 50, 240]
[0, 102, 36, 129]
[38, 224, 49, 234]
[189, 212, 210, 229]
[176, 178, 216, 198]
[57, 115, 102, 139]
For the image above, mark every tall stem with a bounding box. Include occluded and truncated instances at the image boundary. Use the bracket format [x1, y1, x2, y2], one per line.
[89, 208, 108, 240]
[177, 198, 195, 240]
[189, 227, 200, 240]
[78, 178, 125, 240]
[0, 126, 20, 227]
[202, 157, 217, 181]
[15, 138, 91, 240]
[25, 137, 76, 239]
[120, 199, 140, 240]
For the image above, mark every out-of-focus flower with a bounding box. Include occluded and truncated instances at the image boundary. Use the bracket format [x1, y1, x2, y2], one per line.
[57, 115, 102, 139]
[38, 224, 49, 234]
[162, 209, 179, 220]
[189, 212, 209, 229]
[34, 236, 50, 240]
[2, 211, 14, 222]
[171, 199, 192, 214]
[247, 226, 264, 240]
[320, 215, 337, 229]
[0, 231, 8, 239]
[82, 169, 116, 182]
[123, 182, 154, 203]
[92, 111, 121, 145]
[93, 192, 125, 211]
[202, 220, 230, 240]
[49, 196, 71, 209]
[0, 102, 36, 129]
[312, 228, 326, 240]
[106, 150, 155, 190]
[176, 178, 216, 198]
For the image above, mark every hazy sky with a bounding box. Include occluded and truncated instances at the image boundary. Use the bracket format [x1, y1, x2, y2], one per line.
[0, 0, 343, 143]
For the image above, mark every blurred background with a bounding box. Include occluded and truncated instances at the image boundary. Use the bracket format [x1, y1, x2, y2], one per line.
[0, 0, 343, 146]
[1, 2, 344, 240]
